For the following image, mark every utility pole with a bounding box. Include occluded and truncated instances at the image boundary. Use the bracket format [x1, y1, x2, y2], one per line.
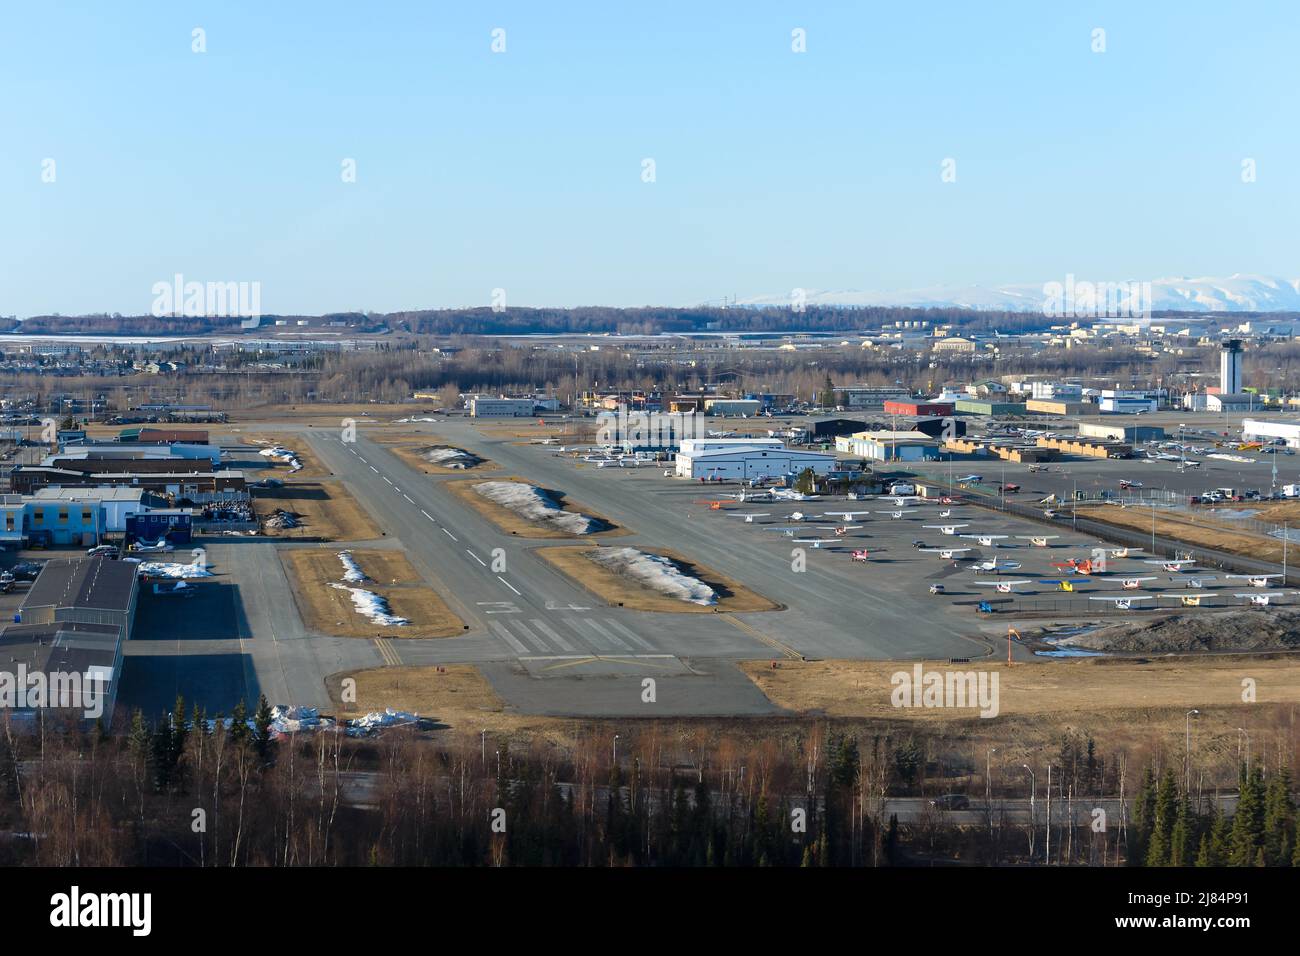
[1046, 764, 1052, 865]
[1185, 710, 1199, 795]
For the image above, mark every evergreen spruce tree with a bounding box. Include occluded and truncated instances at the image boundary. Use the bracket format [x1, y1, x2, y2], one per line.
[228, 699, 249, 745]
[1129, 767, 1157, 865]
[1229, 768, 1266, 866]
[1262, 766, 1295, 866]
[252, 694, 275, 763]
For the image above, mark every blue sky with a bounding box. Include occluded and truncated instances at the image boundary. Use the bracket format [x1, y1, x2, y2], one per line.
[2, 1, 1297, 316]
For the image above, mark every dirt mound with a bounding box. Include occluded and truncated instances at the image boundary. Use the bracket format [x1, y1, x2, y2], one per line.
[1060, 609, 1300, 654]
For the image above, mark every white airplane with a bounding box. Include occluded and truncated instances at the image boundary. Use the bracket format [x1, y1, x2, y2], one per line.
[706, 430, 736, 438]
[772, 489, 815, 501]
[970, 559, 1022, 573]
[889, 496, 919, 506]
[152, 580, 193, 596]
[1147, 559, 1196, 572]
[821, 511, 872, 520]
[890, 510, 905, 520]
[721, 490, 774, 503]
[1106, 547, 1137, 559]
[1170, 575, 1216, 588]
[1117, 576, 1158, 590]
[1088, 595, 1155, 611]
[793, 538, 839, 549]
[956, 474, 983, 483]
[1017, 535, 1059, 547]
[1225, 574, 1284, 588]
[921, 547, 971, 559]
[961, 534, 1008, 547]
[974, 579, 1032, 593]
[789, 511, 806, 522]
[1236, 591, 1290, 606]
[131, 540, 175, 553]
[763, 526, 805, 536]
[924, 524, 969, 536]
[816, 525, 863, 537]
[728, 512, 772, 523]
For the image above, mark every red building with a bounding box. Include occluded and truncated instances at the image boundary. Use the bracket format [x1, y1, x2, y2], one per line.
[883, 400, 955, 417]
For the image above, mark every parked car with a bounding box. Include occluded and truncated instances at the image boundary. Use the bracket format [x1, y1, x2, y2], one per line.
[929, 794, 971, 810]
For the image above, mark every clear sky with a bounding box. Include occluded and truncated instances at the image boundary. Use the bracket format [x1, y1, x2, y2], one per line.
[2, 1, 1297, 316]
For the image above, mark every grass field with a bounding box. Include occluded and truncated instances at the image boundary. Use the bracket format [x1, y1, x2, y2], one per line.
[253, 481, 379, 541]
[739, 655, 1300, 718]
[1077, 503, 1291, 563]
[324, 664, 575, 739]
[443, 476, 628, 538]
[536, 545, 780, 613]
[281, 548, 464, 638]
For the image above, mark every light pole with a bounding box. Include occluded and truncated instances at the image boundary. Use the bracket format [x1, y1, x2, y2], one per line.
[613, 734, 620, 765]
[1236, 727, 1251, 774]
[1185, 710, 1199, 795]
[481, 729, 487, 767]
[986, 748, 996, 808]
[1023, 764, 1037, 861]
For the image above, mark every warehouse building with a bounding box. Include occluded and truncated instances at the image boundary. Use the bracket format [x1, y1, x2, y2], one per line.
[883, 399, 955, 417]
[675, 446, 836, 480]
[0, 556, 139, 728]
[1243, 419, 1300, 447]
[678, 438, 784, 456]
[469, 397, 535, 417]
[954, 399, 1027, 416]
[1078, 423, 1165, 443]
[1025, 399, 1089, 416]
[835, 430, 940, 462]
[703, 398, 762, 417]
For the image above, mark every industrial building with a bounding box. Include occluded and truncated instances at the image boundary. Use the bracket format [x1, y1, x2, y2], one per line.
[674, 445, 837, 480]
[1078, 422, 1165, 443]
[1025, 399, 1089, 416]
[1243, 419, 1300, 447]
[678, 438, 784, 456]
[805, 418, 869, 440]
[469, 397, 535, 418]
[882, 400, 954, 417]
[0, 556, 139, 727]
[703, 398, 762, 417]
[954, 399, 1027, 416]
[835, 430, 940, 462]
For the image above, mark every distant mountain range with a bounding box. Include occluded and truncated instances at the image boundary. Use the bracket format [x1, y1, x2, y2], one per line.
[737, 274, 1300, 313]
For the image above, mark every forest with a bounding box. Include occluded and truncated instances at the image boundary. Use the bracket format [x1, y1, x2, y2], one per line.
[1, 701, 1294, 867]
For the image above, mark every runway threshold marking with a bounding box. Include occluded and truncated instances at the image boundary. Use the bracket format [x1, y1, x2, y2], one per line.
[373, 637, 403, 666]
[721, 614, 803, 660]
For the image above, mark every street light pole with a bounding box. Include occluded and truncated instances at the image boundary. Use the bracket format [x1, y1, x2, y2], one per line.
[613, 734, 620, 765]
[1185, 710, 1199, 796]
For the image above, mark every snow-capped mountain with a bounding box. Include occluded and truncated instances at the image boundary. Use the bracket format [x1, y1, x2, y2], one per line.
[736, 274, 1300, 313]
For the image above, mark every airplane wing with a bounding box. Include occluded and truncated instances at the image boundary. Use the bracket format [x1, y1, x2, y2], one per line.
[974, 579, 1031, 586]
[1090, 594, 1155, 602]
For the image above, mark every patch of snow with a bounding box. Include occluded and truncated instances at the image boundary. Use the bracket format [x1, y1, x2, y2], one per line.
[473, 480, 601, 534]
[138, 561, 213, 579]
[337, 550, 368, 583]
[331, 584, 409, 626]
[588, 546, 716, 605]
[420, 445, 482, 469]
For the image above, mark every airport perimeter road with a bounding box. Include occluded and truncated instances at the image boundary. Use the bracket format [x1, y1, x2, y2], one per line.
[299, 430, 780, 716]
[352, 420, 990, 663]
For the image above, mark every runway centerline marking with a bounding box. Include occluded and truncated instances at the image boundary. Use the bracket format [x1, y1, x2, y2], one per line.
[467, 550, 487, 567]
[497, 576, 521, 595]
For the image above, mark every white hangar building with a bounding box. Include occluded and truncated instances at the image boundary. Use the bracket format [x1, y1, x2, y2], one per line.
[674, 445, 837, 481]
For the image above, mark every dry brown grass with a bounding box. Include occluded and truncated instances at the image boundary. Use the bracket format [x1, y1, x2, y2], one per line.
[253, 481, 379, 541]
[536, 545, 780, 613]
[281, 548, 464, 638]
[1078, 504, 1288, 563]
[324, 665, 572, 739]
[443, 477, 628, 539]
[231, 403, 437, 424]
[739, 656, 1300, 719]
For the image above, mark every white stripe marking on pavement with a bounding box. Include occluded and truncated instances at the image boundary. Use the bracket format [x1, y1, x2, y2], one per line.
[529, 619, 575, 653]
[467, 550, 487, 566]
[489, 621, 529, 655]
[603, 618, 656, 650]
[498, 576, 521, 595]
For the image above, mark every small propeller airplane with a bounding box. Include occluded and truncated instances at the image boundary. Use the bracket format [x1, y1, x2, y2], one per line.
[889, 510, 906, 519]
[1170, 575, 1216, 588]
[961, 533, 1008, 547]
[1017, 535, 1060, 547]
[789, 511, 806, 522]
[1117, 576, 1158, 590]
[727, 512, 772, 523]
[1038, 579, 1076, 592]
[923, 524, 969, 536]
[1146, 558, 1196, 572]
[763, 526, 806, 537]
[1118, 479, 1143, 489]
[850, 549, 870, 562]
[937, 509, 953, 518]
[971, 558, 1021, 573]
[1105, 547, 1138, 559]
[1236, 591, 1291, 606]
[821, 510, 872, 521]
[974, 579, 1033, 593]
[1052, 558, 1099, 575]
[824, 525, 864, 537]
[1225, 574, 1284, 588]
[793, 538, 839, 549]
[695, 500, 731, 510]
[1088, 595, 1154, 611]
[1179, 592, 1212, 607]
[131, 540, 175, 553]
[956, 474, 983, 484]
[921, 547, 971, 559]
